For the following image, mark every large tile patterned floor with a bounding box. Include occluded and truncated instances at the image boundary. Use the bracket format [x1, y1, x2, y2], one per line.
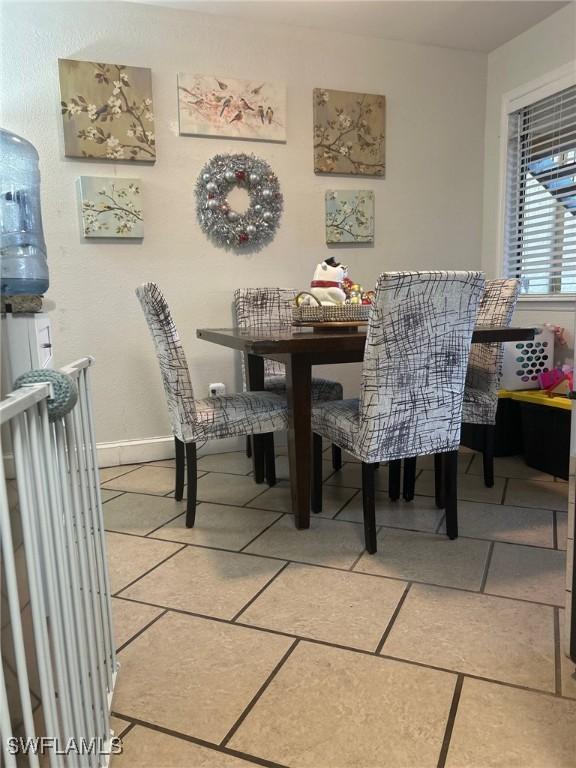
[104, 449, 576, 767]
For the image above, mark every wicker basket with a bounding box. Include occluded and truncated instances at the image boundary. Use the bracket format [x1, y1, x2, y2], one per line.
[292, 292, 370, 324]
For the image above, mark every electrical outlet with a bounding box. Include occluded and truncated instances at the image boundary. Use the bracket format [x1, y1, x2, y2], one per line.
[209, 382, 226, 397]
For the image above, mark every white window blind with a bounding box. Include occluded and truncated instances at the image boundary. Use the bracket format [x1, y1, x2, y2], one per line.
[504, 84, 576, 295]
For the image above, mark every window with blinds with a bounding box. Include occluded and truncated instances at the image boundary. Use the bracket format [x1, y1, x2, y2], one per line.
[504, 84, 576, 295]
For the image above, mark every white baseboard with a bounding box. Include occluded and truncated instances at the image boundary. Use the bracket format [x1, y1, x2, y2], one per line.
[4, 433, 281, 474]
[96, 435, 244, 467]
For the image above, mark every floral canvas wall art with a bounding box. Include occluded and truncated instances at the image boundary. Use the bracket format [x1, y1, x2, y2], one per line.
[325, 190, 374, 243]
[78, 177, 143, 238]
[314, 88, 385, 176]
[178, 74, 286, 142]
[59, 59, 156, 162]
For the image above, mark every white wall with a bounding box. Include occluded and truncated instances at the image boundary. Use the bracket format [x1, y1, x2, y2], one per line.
[481, 3, 576, 365]
[0, 1, 487, 453]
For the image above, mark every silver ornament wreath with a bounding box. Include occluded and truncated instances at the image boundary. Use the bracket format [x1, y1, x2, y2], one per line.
[196, 153, 283, 250]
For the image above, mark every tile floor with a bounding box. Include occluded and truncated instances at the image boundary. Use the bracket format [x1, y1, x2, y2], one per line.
[104, 448, 576, 768]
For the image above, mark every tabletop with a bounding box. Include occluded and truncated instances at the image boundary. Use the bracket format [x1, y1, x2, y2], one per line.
[196, 325, 536, 356]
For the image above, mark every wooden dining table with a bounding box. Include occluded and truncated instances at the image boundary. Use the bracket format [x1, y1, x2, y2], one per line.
[197, 325, 535, 529]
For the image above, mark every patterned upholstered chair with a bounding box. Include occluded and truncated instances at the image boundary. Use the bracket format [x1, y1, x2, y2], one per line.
[461, 278, 520, 486]
[400, 278, 520, 500]
[234, 287, 344, 469]
[311, 271, 485, 553]
[136, 283, 288, 527]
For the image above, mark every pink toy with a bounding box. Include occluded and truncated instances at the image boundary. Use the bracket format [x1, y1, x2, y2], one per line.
[539, 366, 573, 395]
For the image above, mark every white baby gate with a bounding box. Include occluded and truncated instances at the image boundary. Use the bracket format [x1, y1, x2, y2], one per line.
[0, 357, 117, 767]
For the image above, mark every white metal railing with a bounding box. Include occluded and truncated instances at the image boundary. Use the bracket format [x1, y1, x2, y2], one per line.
[0, 358, 117, 767]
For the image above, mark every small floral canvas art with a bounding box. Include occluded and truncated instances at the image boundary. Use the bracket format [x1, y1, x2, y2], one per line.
[178, 73, 286, 142]
[78, 177, 143, 238]
[59, 59, 156, 162]
[325, 190, 374, 244]
[314, 88, 385, 176]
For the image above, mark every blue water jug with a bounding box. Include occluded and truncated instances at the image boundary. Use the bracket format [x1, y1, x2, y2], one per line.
[0, 128, 49, 295]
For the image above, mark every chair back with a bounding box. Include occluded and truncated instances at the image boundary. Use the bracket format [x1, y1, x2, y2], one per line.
[465, 278, 520, 403]
[135, 282, 197, 442]
[357, 271, 485, 462]
[234, 287, 298, 378]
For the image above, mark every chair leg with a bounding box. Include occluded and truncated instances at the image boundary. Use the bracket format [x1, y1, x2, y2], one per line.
[403, 457, 417, 501]
[246, 435, 252, 458]
[331, 444, 342, 471]
[434, 453, 445, 509]
[185, 442, 197, 528]
[252, 434, 265, 483]
[483, 425, 495, 488]
[388, 459, 401, 501]
[312, 433, 323, 514]
[264, 433, 276, 487]
[174, 437, 185, 501]
[444, 450, 458, 540]
[362, 462, 377, 554]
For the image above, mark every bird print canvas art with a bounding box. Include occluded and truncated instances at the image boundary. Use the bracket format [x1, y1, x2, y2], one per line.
[177, 74, 286, 142]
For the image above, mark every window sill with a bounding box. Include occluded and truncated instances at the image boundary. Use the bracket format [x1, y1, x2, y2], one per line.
[517, 295, 576, 312]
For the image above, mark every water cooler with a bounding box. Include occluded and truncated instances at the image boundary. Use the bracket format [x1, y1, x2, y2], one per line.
[1, 127, 51, 389]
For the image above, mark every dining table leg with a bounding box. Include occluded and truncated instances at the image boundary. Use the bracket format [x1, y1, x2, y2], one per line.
[245, 352, 266, 483]
[284, 353, 312, 529]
